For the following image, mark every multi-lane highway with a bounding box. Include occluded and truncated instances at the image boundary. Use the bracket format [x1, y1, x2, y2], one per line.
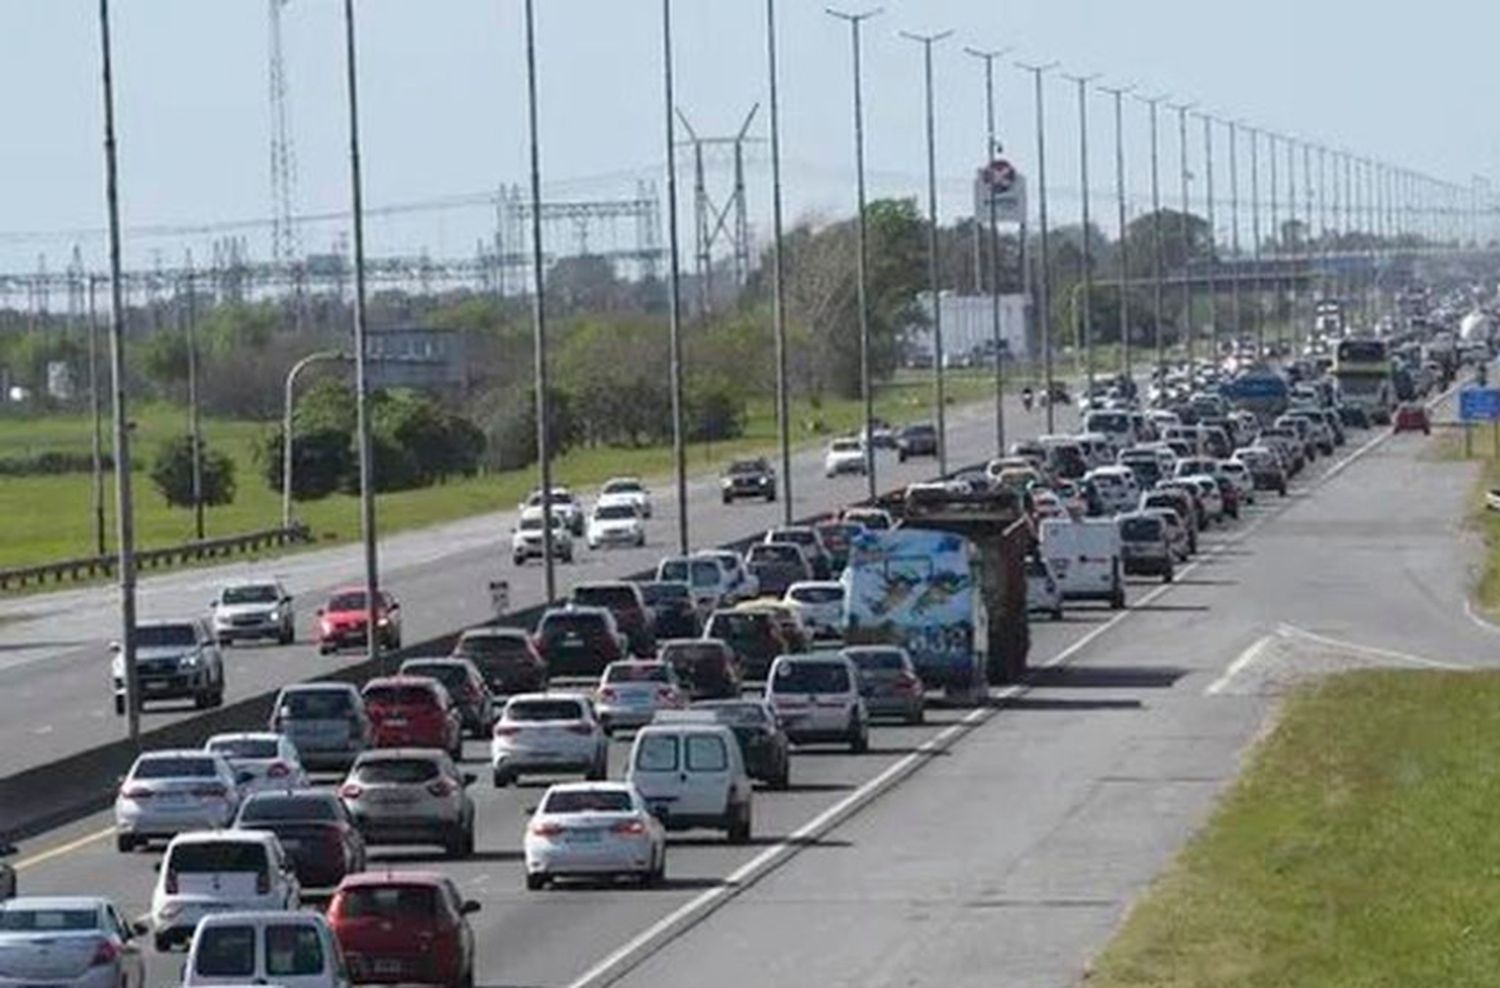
[8, 388, 1493, 988]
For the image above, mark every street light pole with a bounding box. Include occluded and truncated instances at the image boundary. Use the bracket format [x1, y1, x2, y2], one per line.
[765, 0, 793, 524]
[1135, 93, 1169, 378]
[282, 351, 348, 530]
[661, 0, 690, 554]
[1171, 102, 1195, 370]
[1064, 73, 1099, 396]
[1247, 125, 1262, 356]
[902, 29, 953, 476]
[1099, 84, 1133, 383]
[340, 0, 381, 665]
[1017, 61, 1058, 433]
[827, 6, 883, 500]
[97, 0, 140, 742]
[1198, 113, 1218, 363]
[87, 274, 107, 557]
[965, 45, 1012, 456]
[1228, 120, 1241, 348]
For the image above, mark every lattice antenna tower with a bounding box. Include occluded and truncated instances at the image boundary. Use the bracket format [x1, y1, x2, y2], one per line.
[268, 0, 300, 269]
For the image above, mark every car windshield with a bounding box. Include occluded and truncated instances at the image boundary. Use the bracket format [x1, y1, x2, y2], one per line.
[136, 625, 196, 647]
[518, 515, 562, 532]
[595, 504, 637, 520]
[708, 612, 770, 638]
[603, 480, 642, 494]
[168, 841, 268, 873]
[543, 789, 634, 813]
[339, 885, 438, 919]
[0, 909, 98, 932]
[221, 585, 279, 605]
[728, 460, 766, 475]
[280, 689, 353, 719]
[831, 440, 862, 452]
[134, 756, 218, 779]
[846, 650, 906, 672]
[772, 661, 851, 693]
[507, 700, 585, 722]
[326, 592, 367, 612]
[207, 738, 278, 760]
[238, 794, 339, 823]
[1121, 517, 1164, 541]
[354, 759, 440, 784]
[605, 663, 670, 683]
[789, 585, 843, 605]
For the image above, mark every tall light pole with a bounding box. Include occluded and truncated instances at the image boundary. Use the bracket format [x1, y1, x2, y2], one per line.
[1063, 73, 1099, 395]
[765, 0, 793, 523]
[1198, 113, 1218, 362]
[1266, 130, 1279, 353]
[340, 0, 381, 664]
[965, 45, 1011, 455]
[97, 0, 140, 741]
[1171, 101, 1195, 369]
[828, 6, 882, 499]
[522, 0, 558, 601]
[1247, 124, 1263, 355]
[1136, 92, 1169, 377]
[87, 274, 107, 557]
[1099, 84, 1133, 383]
[1228, 120, 1241, 347]
[1017, 60, 1059, 433]
[282, 351, 347, 529]
[660, 0, 689, 553]
[1302, 141, 1314, 345]
[902, 29, 953, 475]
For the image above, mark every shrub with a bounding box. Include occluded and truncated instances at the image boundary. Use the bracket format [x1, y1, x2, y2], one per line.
[150, 435, 236, 509]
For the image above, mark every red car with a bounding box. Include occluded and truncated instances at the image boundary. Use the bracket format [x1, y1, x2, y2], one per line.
[361, 676, 463, 759]
[316, 586, 403, 654]
[328, 871, 480, 988]
[1393, 403, 1431, 435]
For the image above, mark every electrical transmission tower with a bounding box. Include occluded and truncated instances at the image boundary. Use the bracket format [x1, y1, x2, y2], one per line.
[267, 0, 300, 272]
[674, 105, 761, 316]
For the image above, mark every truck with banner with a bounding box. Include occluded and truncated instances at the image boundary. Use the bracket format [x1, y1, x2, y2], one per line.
[1333, 338, 1396, 424]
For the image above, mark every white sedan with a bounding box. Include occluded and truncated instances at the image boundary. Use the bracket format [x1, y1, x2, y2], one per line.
[824, 438, 868, 478]
[598, 477, 653, 519]
[783, 581, 845, 640]
[523, 782, 666, 890]
[586, 503, 646, 549]
[203, 732, 308, 794]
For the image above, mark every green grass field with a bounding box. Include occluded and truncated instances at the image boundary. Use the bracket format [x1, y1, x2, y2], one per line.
[1087, 670, 1500, 987]
[0, 371, 1002, 571]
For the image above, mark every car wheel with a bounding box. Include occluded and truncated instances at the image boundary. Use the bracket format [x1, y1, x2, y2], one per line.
[446, 827, 470, 860]
[154, 933, 173, 954]
[193, 690, 211, 711]
[907, 706, 925, 726]
[278, 626, 294, 646]
[115, 834, 135, 854]
[771, 762, 790, 790]
[512, 554, 526, 566]
[525, 872, 548, 891]
[1110, 587, 1126, 610]
[586, 752, 607, 782]
[727, 805, 751, 845]
[113, 696, 125, 716]
[850, 720, 869, 754]
[493, 768, 512, 788]
[651, 847, 667, 885]
[766, 491, 777, 502]
[1163, 566, 1174, 584]
[722, 494, 732, 505]
[317, 644, 332, 656]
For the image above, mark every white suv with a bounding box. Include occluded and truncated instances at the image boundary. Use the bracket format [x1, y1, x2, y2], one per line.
[491, 694, 609, 787]
[512, 507, 575, 565]
[765, 654, 869, 753]
[150, 830, 300, 952]
[823, 437, 868, 477]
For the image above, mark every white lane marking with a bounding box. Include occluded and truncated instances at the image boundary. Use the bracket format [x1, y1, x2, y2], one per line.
[1276, 623, 1468, 671]
[14, 826, 115, 871]
[1205, 636, 1278, 696]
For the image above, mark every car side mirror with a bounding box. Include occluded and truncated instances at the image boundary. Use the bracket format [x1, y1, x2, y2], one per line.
[209, 599, 219, 609]
[523, 805, 538, 816]
[108, 641, 122, 654]
[461, 773, 477, 788]
[283, 596, 293, 606]
[152, 861, 162, 873]
[461, 900, 481, 915]
[130, 921, 150, 938]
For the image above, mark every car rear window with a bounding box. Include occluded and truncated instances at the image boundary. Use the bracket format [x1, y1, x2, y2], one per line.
[634, 734, 679, 772]
[769, 529, 815, 547]
[706, 612, 770, 638]
[136, 624, 196, 647]
[169, 841, 269, 873]
[539, 613, 609, 641]
[0, 909, 98, 932]
[281, 689, 354, 719]
[1121, 517, 1164, 541]
[193, 925, 256, 979]
[507, 700, 585, 722]
[772, 661, 851, 693]
[363, 684, 438, 707]
[134, 756, 218, 779]
[846, 650, 905, 672]
[543, 790, 634, 814]
[338, 885, 437, 919]
[401, 664, 467, 691]
[354, 759, 440, 784]
[662, 643, 728, 667]
[238, 794, 339, 823]
[685, 735, 729, 771]
[573, 587, 638, 610]
[641, 583, 691, 606]
[208, 738, 278, 760]
[748, 544, 801, 564]
[605, 663, 670, 684]
[265, 924, 324, 977]
[789, 585, 843, 605]
[700, 702, 769, 726]
[454, 632, 529, 660]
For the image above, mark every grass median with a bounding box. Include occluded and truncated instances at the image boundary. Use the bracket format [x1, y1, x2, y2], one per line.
[1087, 670, 1500, 988]
[0, 370, 1011, 574]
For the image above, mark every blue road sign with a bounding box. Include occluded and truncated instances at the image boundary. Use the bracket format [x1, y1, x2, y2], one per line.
[1459, 388, 1500, 423]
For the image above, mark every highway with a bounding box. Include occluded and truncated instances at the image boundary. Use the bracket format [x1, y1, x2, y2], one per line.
[0, 396, 1059, 781]
[10, 392, 1494, 988]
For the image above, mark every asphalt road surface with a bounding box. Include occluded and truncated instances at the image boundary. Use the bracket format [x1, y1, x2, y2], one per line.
[10, 390, 1492, 988]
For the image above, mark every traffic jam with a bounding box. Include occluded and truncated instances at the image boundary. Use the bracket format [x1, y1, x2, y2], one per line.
[2, 300, 1482, 988]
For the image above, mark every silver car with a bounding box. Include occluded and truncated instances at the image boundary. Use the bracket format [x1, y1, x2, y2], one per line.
[270, 683, 371, 772]
[210, 580, 295, 646]
[205, 732, 309, 794]
[339, 749, 476, 859]
[114, 750, 241, 852]
[110, 620, 224, 715]
[0, 897, 146, 988]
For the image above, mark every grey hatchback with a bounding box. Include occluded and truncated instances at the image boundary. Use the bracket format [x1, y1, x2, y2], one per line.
[270, 683, 370, 772]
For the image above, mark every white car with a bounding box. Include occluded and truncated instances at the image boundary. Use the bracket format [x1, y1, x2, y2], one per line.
[594, 661, 688, 734]
[114, 750, 241, 853]
[693, 549, 760, 602]
[182, 911, 348, 988]
[626, 714, 753, 842]
[656, 555, 732, 616]
[782, 581, 846, 639]
[210, 580, 295, 646]
[1216, 459, 1256, 506]
[586, 503, 646, 550]
[150, 830, 300, 952]
[491, 693, 609, 787]
[523, 782, 667, 890]
[511, 507, 575, 565]
[1024, 557, 1065, 620]
[0, 897, 147, 988]
[1083, 466, 1141, 516]
[204, 733, 309, 794]
[1182, 474, 1226, 523]
[597, 477, 653, 519]
[1037, 518, 1126, 609]
[824, 437, 868, 478]
[1141, 506, 1192, 562]
[765, 654, 869, 752]
[519, 487, 585, 536]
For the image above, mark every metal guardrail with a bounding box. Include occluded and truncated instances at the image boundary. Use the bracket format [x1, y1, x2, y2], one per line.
[0, 525, 312, 592]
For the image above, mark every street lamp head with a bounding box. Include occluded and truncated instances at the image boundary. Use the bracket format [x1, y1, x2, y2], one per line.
[1015, 58, 1060, 74]
[962, 44, 1012, 60]
[899, 28, 955, 44]
[826, 5, 884, 22]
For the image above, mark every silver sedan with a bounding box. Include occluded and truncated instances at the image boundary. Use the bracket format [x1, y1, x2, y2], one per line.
[0, 897, 147, 988]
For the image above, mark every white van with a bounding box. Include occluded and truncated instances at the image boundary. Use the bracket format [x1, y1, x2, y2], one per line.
[151, 830, 300, 952]
[764, 653, 869, 752]
[1037, 518, 1125, 609]
[627, 714, 753, 843]
[183, 911, 349, 988]
[1083, 410, 1137, 452]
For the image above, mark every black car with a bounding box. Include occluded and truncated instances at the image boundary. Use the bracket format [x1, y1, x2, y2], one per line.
[450, 627, 548, 696]
[534, 606, 628, 678]
[640, 581, 699, 639]
[659, 638, 742, 699]
[721, 458, 777, 504]
[896, 423, 939, 461]
[233, 790, 366, 890]
[693, 699, 790, 789]
[399, 658, 494, 738]
[0, 845, 15, 900]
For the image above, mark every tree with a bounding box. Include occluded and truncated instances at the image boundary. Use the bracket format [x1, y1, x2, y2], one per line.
[259, 428, 353, 501]
[150, 436, 235, 509]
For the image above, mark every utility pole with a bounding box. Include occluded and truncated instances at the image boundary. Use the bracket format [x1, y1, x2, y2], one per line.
[1198, 113, 1218, 363]
[765, 0, 793, 523]
[661, 0, 689, 553]
[87, 274, 107, 557]
[1136, 93, 1169, 377]
[1100, 84, 1133, 384]
[1064, 73, 1099, 395]
[1018, 60, 1059, 433]
[97, 0, 140, 742]
[966, 45, 1012, 455]
[902, 29, 953, 475]
[340, 0, 381, 665]
[1171, 102, 1195, 370]
[827, 6, 883, 500]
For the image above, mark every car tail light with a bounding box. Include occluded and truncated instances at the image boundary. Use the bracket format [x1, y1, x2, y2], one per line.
[121, 785, 152, 800]
[494, 724, 520, 737]
[656, 687, 676, 702]
[893, 673, 920, 694]
[427, 778, 457, 798]
[266, 762, 290, 779]
[339, 783, 363, 800]
[566, 722, 593, 735]
[90, 939, 120, 967]
[164, 872, 178, 895]
[599, 687, 617, 702]
[611, 819, 646, 836]
[531, 821, 563, 838]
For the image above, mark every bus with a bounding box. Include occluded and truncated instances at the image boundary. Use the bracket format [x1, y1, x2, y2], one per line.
[1333, 338, 1394, 423]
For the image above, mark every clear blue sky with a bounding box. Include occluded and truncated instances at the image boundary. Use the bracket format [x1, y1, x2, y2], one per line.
[2, 0, 1495, 275]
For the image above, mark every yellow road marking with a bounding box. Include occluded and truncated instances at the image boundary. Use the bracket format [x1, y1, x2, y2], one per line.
[14, 826, 115, 870]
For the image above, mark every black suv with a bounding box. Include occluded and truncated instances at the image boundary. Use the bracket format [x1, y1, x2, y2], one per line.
[896, 423, 939, 461]
[720, 457, 777, 504]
